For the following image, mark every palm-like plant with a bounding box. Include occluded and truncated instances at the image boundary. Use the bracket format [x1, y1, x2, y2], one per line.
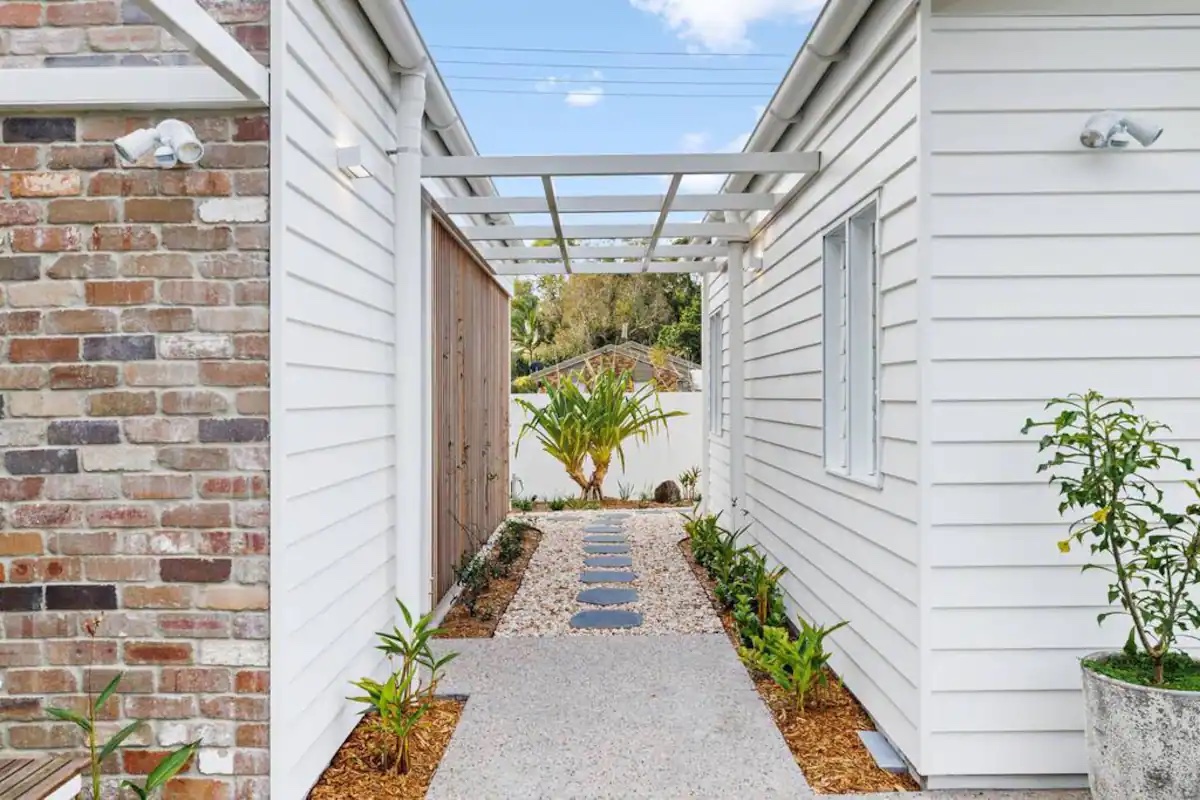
[515, 369, 685, 500]
[511, 307, 543, 365]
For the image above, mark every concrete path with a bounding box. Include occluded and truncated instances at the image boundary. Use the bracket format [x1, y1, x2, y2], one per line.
[427, 634, 813, 799]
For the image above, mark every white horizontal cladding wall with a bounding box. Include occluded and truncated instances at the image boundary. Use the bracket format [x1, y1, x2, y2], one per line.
[510, 393, 703, 500]
[273, 0, 399, 796]
[923, 0, 1200, 788]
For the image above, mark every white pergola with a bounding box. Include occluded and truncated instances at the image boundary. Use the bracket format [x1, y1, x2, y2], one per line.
[422, 152, 820, 276]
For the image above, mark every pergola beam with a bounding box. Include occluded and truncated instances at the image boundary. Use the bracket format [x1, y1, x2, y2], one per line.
[133, 0, 269, 103]
[478, 244, 726, 261]
[642, 174, 682, 273]
[457, 221, 751, 241]
[423, 151, 819, 178]
[541, 176, 571, 274]
[0, 66, 262, 111]
[491, 261, 725, 276]
[439, 192, 783, 215]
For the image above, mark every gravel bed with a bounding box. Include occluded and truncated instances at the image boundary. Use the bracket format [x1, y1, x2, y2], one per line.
[495, 510, 723, 637]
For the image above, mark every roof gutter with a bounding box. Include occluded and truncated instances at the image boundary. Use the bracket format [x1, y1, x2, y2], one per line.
[726, 0, 875, 197]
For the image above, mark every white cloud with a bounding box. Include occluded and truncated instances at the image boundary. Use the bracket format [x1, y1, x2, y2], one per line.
[565, 87, 605, 107]
[629, 0, 824, 51]
[678, 130, 752, 193]
[680, 132, 710, 152]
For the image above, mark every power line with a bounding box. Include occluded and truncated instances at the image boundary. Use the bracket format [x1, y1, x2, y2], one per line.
[432, 43, 789, 58]
[445, 74, 778, 87]
[452, 88, 769, 99]
[438, 58, 780, 72]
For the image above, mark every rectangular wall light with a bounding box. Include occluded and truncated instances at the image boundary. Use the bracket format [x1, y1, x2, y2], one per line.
[336, 145, 371, 179]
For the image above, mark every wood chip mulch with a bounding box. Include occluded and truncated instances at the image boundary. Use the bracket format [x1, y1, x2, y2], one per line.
[433, 527, 542, 638]
[679, 539, 919, 795]
[308, 699, 464, 799]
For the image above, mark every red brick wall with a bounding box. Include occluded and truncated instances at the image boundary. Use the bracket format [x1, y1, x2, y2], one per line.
[0, 110, 270, 798]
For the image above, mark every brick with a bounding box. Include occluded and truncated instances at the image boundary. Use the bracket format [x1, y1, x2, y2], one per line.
[86, 504, 158, 528]
[125, 641, 193, 665]
[162, 225, 232, 251]
[49, 531, 117, 555]
[125, 363, 198, 387]
[9, 337, 78, 363]
[89, 225, 158, 251]
[200, 586, 267, 611]
[46, 1, 118, 25]
[124, 748, 196, 775]
[201, 748, 238, 776]
[234, 225, 269, 250]
[201, 144, 268, 169]
[163, 390, 229, 415]
[0, 310, 42, 334]
[198, 531, 266, 557]
[80, 116, 151, 142]
[125, 695, 195, 719]
[125, 198, 195, 223]
[47, 253, 117, 280]
[10, 172, 81, 197]
[3, 118, 75, 143]
[198, 475, 266, 500]
[0, 587, 43, 612]
[48, 198, 116, 224]
[0, 421, 46, 448]
[84, 556, 157, 582]
[87, 26, 160, 53]
[4, 614, 70, 640]
[45, 308, 118, 334]
[198, 695, 267, 720]
[0, 145, 39, 169]
[7, 280, 83, 307]
[0, 367, 46, 390]
[0, 478, 43, 502]
[121, 253, 194, 278]
[0, 642, 43, 668]
[8, 724, 80, 749]
[123, 474, 193, 500]
[233, 116, 269, 142]
[83, 667, 153, 694]
[236, 724, 268, 749]
[44, 475, 120, 501]
[0, 201, 40, 226]
[233, 281, 268, 306]
[159, 170, 232, 197]
[230, 446, 268, 472]
[124, 585, 193, 609]
[87, 391, 156, 416]
[161, 280, 231, 305]
[50, 364, 119, 389]
[86, 280, 154, 306]
[161, 558, 231, 583]
[0, 532, 43, 556]
[198, 419, 268, 443]
[6, 669, 75, 694]
[4, 449, 79, 475]
[81, 445, 156, 472]
[160, 613, 230, 639]
[8, 556, 81, 583]
[163, 778, 233, 800]
[234, 171, 268, 196]
[160, 333, 232, 359]
[8, 392, 85, 418]
[87, 170, 156, 197]
[11, 503, 80, 527]
[122, 307, 194, 333]
[45, 584, 117, 610]
[197, 197, 266, 224]
[124, 418, 196, 444]
[162, 503, 231, 528]
[235, 391, 269, 415]
[0, 699, 43, 721]
[200, 363, 266, 387]
[45, 639, 117, 665]
[158, 446, 229, 471]
[235, 502, 268, 528]
[47, 144, 115, 170]
[8, 27, 85, 56]
[47, 420, 120, 446]
[11, 226, 83, 253]
[198, 253, 266, 279]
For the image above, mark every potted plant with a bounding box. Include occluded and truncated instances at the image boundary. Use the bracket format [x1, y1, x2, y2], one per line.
[1024, 392, 1200, 799]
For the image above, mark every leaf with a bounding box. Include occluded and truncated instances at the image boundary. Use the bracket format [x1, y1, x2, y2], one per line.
[1123, 627, 1139, 657]
[145, 741, 200, 792]
[98, 720, 145, 764]
[94, 673, 123, 714]
[45, 705, 91, 732]
[120, 780, 149, 800]
[1057, 540, 1071, 554]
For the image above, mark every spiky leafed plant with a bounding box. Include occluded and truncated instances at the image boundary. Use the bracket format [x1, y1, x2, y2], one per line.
[516, 369, 685, 500]
[511, 307, 543, 365]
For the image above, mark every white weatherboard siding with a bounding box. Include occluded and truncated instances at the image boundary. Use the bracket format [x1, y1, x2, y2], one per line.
[733, 0, 923, 768]
[923, 1, 1200, 786]
[272, 0, 399, 795]
[705, 270, 732, 518]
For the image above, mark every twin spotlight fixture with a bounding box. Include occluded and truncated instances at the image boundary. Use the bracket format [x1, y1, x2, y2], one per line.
[1080, 111, 1164, 150]
[113, 119, 205, 169]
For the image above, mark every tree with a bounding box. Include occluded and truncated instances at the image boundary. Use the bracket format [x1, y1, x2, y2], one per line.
[656, 286, 702, 363]
[510, 306, 543, 366]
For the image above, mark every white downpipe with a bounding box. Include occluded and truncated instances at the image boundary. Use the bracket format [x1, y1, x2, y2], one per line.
[700, 272, 712, 515]
[726, 245, 746, 527]
[394, 69, 427, 621]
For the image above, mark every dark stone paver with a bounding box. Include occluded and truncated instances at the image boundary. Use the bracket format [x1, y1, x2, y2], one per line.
[599, 513, 632, 520]
[583, 524, 623, 533]
[580, 570, 636, 584]
[584, 534, 626, 543]
[577, 587, 638, 606]
[570, 609, 643, 629]
[584, 544, 630, 555]
[584, 555, 632, 568]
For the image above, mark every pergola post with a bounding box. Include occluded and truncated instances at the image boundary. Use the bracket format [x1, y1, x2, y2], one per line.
[394, 68, 429, 619]
[726, 243, 747, 526]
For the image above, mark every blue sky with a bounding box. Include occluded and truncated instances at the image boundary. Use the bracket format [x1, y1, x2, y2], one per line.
[408, 0, 821, 205]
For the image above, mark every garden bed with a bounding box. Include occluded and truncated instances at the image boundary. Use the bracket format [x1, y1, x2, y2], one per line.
[434, 522, 542, 639]
[516, 497, 694, 513]
[309, 699, 463, 799]
[680, 539, 919, 795]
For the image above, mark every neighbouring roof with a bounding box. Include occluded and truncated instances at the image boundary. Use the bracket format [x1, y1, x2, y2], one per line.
[525, 342, 700, 392]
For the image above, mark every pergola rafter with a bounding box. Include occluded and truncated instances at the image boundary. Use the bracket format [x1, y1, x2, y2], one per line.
[422, 151, 820, 277]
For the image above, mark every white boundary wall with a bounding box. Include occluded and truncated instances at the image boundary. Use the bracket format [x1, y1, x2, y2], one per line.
[510, 393, 703, 500]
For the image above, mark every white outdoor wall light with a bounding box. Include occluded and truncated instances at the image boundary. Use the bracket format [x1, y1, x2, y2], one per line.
[114, 119, 205, 168]
[336, 145, 372, 179]
[1080, 111, 1164, 149]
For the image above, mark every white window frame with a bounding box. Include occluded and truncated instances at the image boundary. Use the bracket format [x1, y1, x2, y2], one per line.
[822, 194, 880, 486]
[708, 308, 724, 436]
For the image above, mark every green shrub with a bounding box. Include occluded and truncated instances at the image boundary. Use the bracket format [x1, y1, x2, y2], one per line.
[511, 495, 535, 512]
[547, 496, 567, 511]
[452, 552, 490, 615]
[739, 617, 848, 711]
[618, 481, 634, 501]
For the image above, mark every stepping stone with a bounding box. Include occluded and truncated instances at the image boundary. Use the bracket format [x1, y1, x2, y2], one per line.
[585, 555, 633, 568]
[580, 570, 636, 584]
[584, 544, 630, 555]
[583, 524, 623, 534]
[570, 609, 643, 629]
[584, 534, 626, 543]
[577, 587, 638, 606]
[600, 512, 631, 519]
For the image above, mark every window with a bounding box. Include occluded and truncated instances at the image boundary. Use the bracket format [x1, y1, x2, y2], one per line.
[708, 309, 724, 435]
[823, 200, 878, 481]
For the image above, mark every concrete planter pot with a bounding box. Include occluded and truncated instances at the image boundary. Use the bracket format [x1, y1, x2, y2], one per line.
[1081, 652, 1200, 799]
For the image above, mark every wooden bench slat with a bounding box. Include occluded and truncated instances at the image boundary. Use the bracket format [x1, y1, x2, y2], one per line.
[0, 756, 87, 800]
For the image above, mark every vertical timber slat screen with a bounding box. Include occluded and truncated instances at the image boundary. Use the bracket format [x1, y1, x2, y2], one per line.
[431, 216, 510, 602]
